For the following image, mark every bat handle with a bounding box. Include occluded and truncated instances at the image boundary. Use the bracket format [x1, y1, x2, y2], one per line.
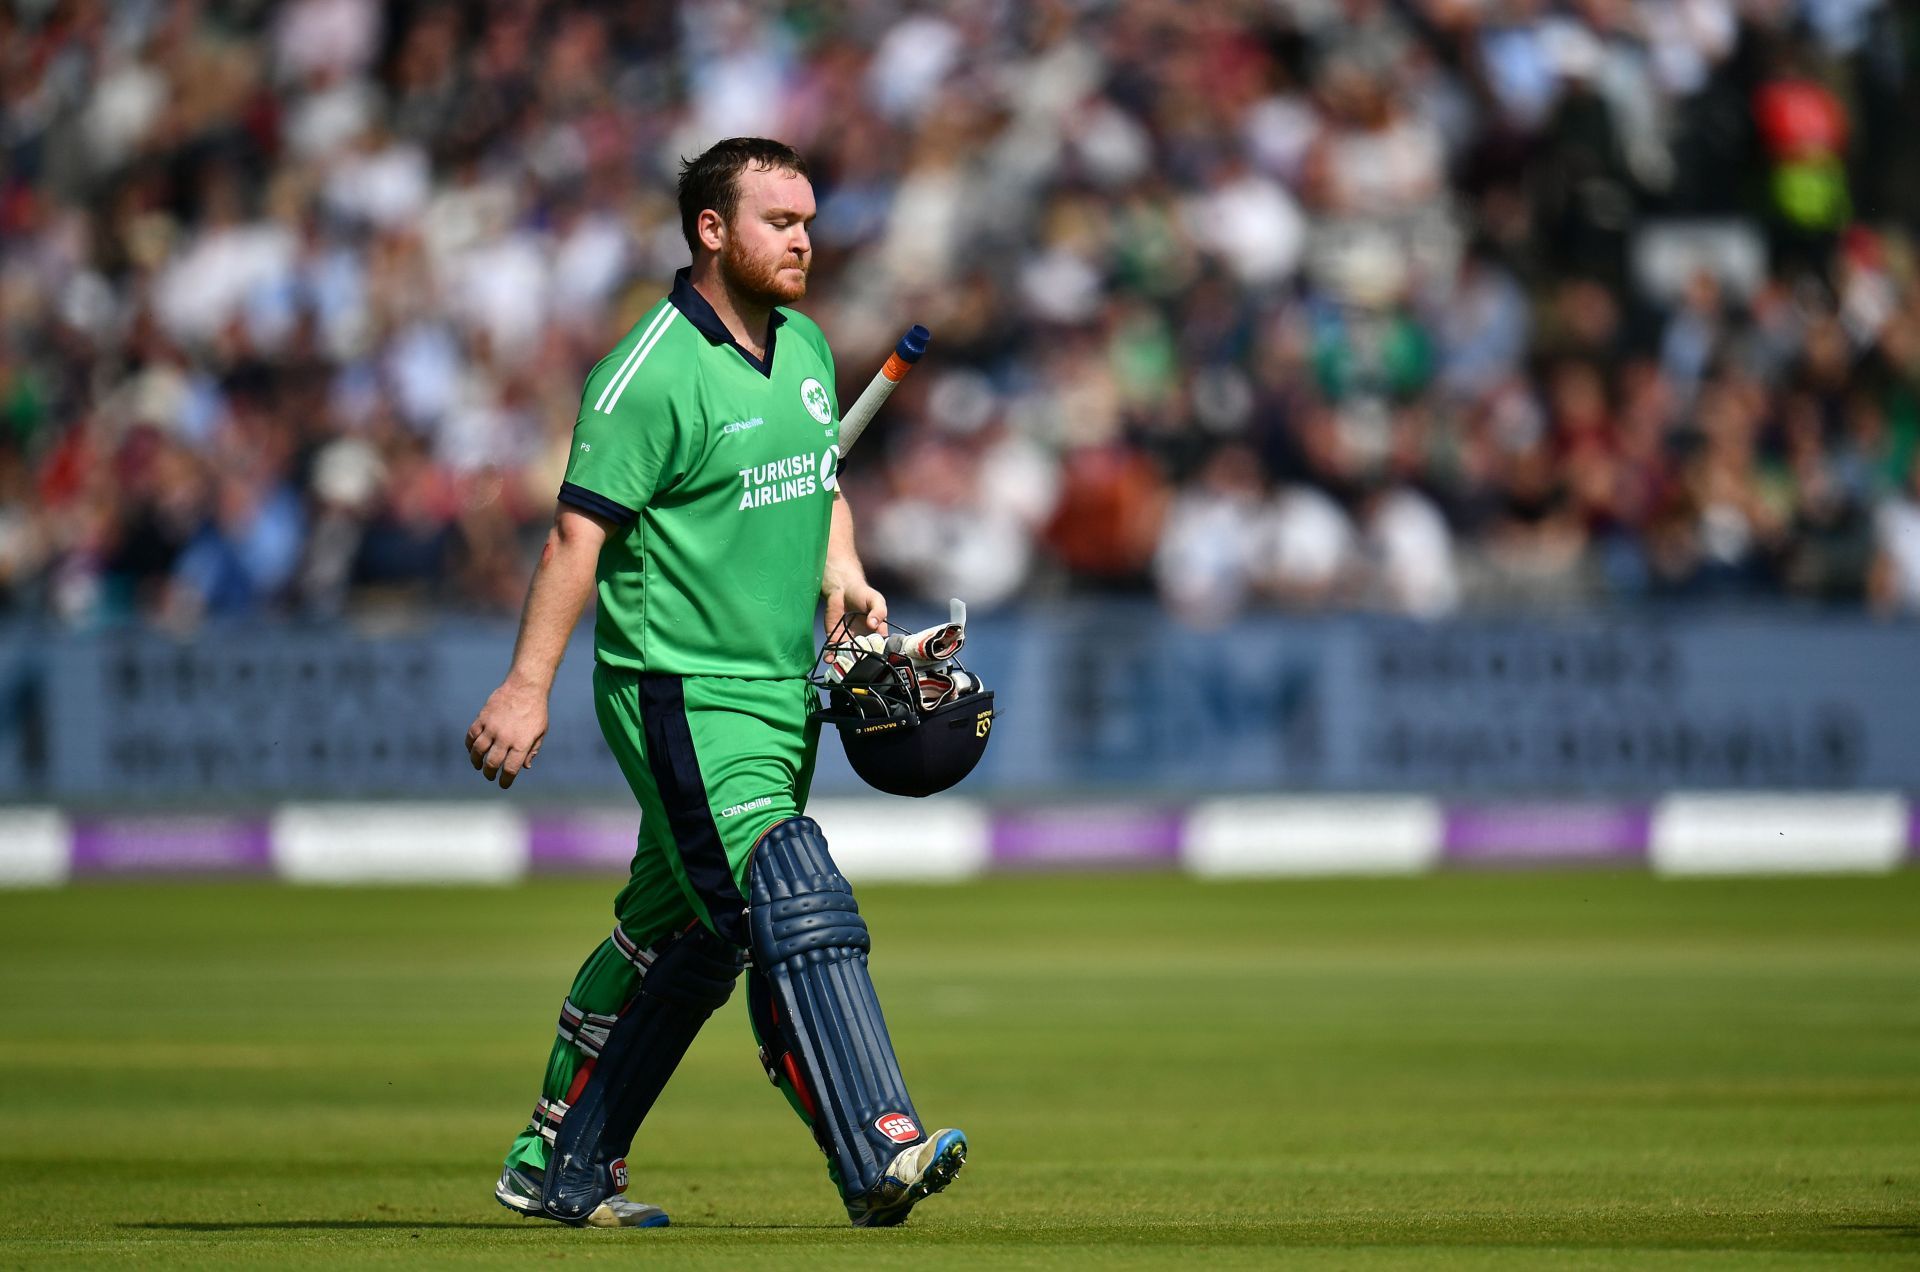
[838, 325, 931, 456]
[878, 325, 931, 383]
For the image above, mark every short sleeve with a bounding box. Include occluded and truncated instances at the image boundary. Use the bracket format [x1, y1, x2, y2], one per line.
[560, 339, 683, 523]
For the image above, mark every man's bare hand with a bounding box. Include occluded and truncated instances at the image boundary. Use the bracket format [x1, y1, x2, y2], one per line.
[824, 579, 888, 636]
[466, 677, 549, 788]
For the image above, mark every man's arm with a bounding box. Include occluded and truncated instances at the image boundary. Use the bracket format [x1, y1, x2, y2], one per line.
[821, 491, 888, 636]
[466, 504, 614, 788]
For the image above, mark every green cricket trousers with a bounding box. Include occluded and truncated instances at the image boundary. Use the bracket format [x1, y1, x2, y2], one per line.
[504, 666, 820, 1173]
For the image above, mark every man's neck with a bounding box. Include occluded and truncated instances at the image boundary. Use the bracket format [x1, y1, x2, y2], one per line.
[689, 259, 772, 361]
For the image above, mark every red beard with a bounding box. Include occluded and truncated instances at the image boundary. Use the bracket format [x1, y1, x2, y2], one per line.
[720, 237, 808, 308]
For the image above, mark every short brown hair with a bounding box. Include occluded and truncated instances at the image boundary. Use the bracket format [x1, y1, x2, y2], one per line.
[676, 137, 810, 252]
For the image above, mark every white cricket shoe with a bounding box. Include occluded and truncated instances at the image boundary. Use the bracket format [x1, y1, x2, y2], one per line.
[846, 1127, 968, 1228]
[494, 1163, 670, 1229]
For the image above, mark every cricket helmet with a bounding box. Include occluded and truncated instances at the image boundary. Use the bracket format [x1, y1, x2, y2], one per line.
[809, 608, 995, 798]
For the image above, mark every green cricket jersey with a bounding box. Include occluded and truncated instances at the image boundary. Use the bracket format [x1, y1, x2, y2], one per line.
[560, 269, 841, 679]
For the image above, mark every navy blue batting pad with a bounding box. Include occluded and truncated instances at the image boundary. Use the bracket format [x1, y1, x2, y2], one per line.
[747, 816, 926, 1200]
[542, 926, 743, 1224]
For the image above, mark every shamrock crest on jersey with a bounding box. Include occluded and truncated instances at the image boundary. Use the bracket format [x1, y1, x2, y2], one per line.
[801, 378, 833, 425]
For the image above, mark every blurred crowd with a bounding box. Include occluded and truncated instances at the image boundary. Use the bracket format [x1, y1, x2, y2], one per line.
[2, 0, 1919, 630]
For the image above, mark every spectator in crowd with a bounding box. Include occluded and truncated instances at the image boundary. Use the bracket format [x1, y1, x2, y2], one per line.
[0, 0, 1916, 633]
[1871, 454, 1920, 615]
[1154, 443, 1267, 624]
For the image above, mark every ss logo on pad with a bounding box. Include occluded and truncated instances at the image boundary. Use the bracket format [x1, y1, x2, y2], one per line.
[875, 1112, 920, 1143]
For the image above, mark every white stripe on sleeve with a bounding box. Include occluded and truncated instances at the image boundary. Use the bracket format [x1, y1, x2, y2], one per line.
[602, 309, 679, 414]
[593, 304, 674, 414]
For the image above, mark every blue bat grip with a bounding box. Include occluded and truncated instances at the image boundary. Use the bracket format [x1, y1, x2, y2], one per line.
[895, 325, 931, 363]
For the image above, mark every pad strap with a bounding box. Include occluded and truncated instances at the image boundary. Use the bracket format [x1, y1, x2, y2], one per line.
[533, 1096, 569, 1146]
[748, 817, 927, 1200]
[557, 1000, 618, 1059]
[610, 924, 657, 973]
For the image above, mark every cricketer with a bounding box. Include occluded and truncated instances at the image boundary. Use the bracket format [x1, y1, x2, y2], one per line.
[463, 137, 966, 1229]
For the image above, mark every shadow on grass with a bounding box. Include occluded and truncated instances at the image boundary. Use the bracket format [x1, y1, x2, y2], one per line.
[124, 1220, 834, 1233]
[127, 1222, 522, 1232]
[121, 1218, 1920, 1249]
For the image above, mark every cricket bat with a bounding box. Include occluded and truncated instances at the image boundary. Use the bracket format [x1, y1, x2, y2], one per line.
[836, 324, 930, 455]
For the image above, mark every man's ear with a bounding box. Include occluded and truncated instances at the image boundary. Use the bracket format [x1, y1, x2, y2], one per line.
[697, 208, 727, 253]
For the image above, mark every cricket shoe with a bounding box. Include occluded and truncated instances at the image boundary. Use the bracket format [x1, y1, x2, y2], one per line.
[846, 1127, 967, 1228]
[493, 1162, 670, 1229]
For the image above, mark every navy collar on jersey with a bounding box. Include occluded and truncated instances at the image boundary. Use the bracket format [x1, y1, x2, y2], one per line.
[669, 267, 785, 378]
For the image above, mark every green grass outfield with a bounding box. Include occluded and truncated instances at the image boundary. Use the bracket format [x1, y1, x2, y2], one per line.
[2, 871, 1916, 1269]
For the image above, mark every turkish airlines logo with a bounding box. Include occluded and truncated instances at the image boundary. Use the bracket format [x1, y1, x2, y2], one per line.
[737, 450, 822, 510]
[875, 1112, 920, 1144]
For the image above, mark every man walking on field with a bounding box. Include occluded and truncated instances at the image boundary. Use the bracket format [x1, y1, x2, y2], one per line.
[464, 137, 966, 1230]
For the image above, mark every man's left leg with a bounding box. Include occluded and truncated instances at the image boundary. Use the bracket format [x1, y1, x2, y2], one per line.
[650, 675, 967, 1227]
[742, 816, 967, 1226]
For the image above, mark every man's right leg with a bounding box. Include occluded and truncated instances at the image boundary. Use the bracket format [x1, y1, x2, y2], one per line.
[534, 920, 742, 1223]
[498, 835, 742, 1225]
[496, 666, 747, 1226]
[499, 930, 656, 1180]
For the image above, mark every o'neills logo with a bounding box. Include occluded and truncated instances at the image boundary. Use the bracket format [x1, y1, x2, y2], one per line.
[875, 1112, 920, 1144]
[610, 1158, 629, 1192]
